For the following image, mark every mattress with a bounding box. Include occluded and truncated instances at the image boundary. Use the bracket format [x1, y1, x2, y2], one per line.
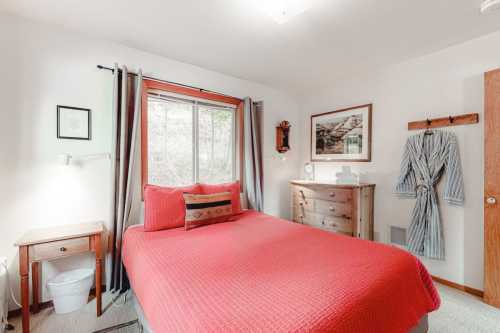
[131, 292, 429, 333]
[123, 210, 439, 333]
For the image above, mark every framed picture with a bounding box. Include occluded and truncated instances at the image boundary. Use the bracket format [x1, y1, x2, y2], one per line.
[57, 105, 91, 140]
[311, 104, 372, 162]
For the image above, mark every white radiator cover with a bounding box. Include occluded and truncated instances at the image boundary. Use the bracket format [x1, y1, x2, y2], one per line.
[0, 257, 7, 333]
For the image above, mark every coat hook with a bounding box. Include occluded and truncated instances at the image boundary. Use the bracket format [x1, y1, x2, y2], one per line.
[426, 118, 431, 126]
[449, 116, 453, 123]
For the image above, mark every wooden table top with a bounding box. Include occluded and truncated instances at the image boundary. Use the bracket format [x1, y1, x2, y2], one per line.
[14, 221, 104, 246]
[290, 180, 376, 188]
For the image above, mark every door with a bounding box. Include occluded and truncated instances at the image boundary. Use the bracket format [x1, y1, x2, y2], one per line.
[485, 68, 500, 308]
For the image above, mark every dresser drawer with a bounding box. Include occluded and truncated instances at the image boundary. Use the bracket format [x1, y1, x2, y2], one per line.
[313, 188, 352, 203]
[30, 237, 90, 262]
[292, 196, 315, 212]
[294, 209, 352, 233]
[319, 215, 353, 233]
[314, 199, 352, 217]
[293, 208, 320, 226]
[293, 185, 352, 203]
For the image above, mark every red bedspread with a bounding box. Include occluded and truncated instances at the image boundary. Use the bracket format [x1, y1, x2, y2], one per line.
[122, 210, 439, 333]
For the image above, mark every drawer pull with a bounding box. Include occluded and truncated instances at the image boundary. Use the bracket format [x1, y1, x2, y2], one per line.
[299, 190, 306, 201]
[59, 247, 67, 252]
[323, 221, 338, 228]
[329, 207, 335, 211]
[329, 192, 336, 197]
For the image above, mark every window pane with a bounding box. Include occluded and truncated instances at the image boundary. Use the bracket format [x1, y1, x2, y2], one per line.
[148, 97, 193, 186]
[198, 105, 234, 184]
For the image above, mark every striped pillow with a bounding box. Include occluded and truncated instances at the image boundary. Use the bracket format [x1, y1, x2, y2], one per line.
[184, 192, 234, 230]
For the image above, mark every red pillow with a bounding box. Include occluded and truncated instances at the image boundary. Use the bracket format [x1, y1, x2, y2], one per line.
[200, 181, 241, 214]
[143, 184, 201, 231]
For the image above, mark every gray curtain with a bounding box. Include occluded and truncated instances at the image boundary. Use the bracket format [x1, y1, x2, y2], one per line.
[243, 98, 263, 211]
[109, 64, 142, 292]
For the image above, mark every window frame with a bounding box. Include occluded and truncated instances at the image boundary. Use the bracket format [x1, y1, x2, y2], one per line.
[141, 79, 244, 195]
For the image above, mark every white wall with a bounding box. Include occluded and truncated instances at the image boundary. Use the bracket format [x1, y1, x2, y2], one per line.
[0, 13, 300, 308]
[299, 30, 500, 290]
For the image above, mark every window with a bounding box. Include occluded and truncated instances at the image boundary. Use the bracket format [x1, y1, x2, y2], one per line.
[142, 80, 243, 188]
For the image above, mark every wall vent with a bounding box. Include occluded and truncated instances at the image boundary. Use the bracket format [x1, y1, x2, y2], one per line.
[389, 226, 407, 247]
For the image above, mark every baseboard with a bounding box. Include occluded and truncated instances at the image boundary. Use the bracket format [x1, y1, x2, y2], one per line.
[7, 284, 106, 319]
[431, 275, 484, 298]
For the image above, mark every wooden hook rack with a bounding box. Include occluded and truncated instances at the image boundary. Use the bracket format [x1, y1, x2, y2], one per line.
[408, 113, 479, 130]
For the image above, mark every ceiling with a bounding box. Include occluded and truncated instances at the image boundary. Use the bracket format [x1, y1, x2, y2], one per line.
[2, 0, 500, 94]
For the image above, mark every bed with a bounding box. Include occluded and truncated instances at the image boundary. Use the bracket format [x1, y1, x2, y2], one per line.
[122, 210, 439, 333]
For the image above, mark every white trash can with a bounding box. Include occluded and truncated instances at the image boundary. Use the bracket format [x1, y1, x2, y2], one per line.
[47, 268, 94, 314]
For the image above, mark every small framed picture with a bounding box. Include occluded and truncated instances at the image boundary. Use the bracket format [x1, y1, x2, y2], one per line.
[57, 105, 91, 140]
[311, 104, 372, 162]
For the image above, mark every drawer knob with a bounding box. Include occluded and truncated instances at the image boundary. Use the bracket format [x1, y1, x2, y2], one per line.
[59, 247, 67, 252]
[329, 207, 335, 211]
[329, 192, 336, 197]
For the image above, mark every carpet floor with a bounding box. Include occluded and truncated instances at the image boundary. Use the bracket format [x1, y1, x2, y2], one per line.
[8, 283, 500, 333]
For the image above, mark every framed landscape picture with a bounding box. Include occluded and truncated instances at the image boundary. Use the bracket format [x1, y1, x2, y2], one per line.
[311, 104, 372, 162]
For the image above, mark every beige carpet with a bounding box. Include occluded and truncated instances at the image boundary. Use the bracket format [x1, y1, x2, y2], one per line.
[9, 292, 138, 333]
[8, 283, 500, 333]
[429, 284, 500, 333]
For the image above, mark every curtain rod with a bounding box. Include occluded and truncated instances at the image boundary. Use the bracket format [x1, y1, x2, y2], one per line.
[96, 65, 242, 100]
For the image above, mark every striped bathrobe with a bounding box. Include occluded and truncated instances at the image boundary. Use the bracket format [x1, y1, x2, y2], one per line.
[396, 130, 464, 260]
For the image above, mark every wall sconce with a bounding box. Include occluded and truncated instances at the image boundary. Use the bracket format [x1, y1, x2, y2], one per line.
[58, 153, 111, 165]
[276, 121, 291, 153]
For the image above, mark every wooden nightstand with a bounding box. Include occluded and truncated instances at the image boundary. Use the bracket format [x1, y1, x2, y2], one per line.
[14, 222, 104, 333]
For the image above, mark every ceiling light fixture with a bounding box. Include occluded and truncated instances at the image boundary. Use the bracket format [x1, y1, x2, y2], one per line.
[480, 0, 500, 13]
[259, 0, 313, 24]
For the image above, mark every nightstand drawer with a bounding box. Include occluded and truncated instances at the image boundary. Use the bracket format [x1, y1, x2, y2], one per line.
[30, 237, 90, 262]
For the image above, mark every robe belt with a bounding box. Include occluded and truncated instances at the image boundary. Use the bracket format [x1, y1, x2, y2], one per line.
[416, 183, 434, 192]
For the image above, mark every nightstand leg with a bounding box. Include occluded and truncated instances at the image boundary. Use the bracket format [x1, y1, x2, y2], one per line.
[31, 261, 40, 313]
[19, 246, 30, 333]
[94, 233, 103, 316]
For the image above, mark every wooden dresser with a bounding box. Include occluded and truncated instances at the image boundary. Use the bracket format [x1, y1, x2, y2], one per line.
[290, 180, 375, 240]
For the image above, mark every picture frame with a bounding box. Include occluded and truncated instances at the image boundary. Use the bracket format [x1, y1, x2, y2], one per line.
[57, 105, 91, 140]
[311, 104, 372, 162]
